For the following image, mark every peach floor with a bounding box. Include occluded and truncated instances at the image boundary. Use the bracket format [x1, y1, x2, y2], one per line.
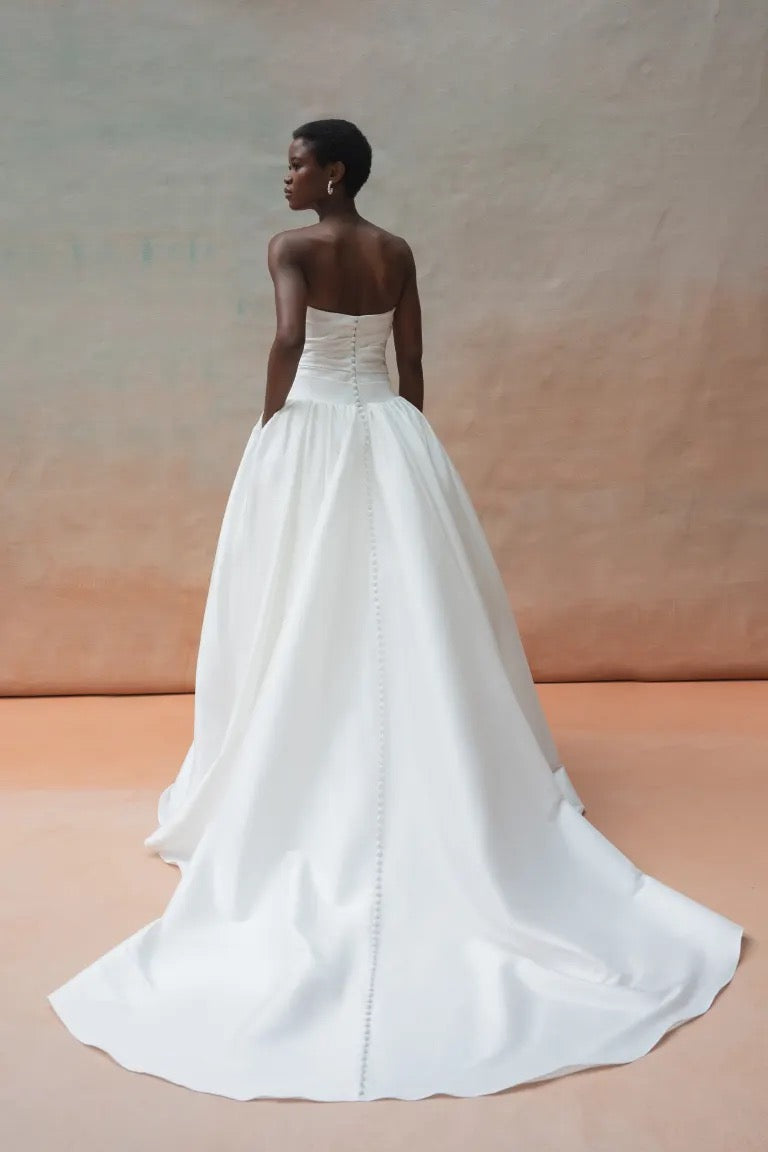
[1, 682, 765, 1151]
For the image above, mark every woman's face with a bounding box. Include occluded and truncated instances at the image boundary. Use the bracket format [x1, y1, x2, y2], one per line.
[284, 137, 327, 210]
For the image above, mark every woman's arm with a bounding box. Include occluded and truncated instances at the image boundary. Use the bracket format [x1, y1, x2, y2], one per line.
[392, 242, 424, 412]
[261, 232, 308, 427]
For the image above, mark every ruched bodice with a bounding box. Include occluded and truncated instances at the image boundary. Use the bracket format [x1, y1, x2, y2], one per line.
[290, 306, 396, 405]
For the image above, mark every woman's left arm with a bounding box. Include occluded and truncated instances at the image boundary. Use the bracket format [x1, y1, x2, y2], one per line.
[261, 232, 307, 426]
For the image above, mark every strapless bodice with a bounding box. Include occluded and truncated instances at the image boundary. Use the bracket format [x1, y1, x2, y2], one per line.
[290, 306, 396, 405]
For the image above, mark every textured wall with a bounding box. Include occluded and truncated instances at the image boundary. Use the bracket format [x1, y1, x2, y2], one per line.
[1, 0, 767, 693]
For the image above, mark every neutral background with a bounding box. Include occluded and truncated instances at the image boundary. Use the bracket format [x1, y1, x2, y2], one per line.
[1, 0, 766, 692]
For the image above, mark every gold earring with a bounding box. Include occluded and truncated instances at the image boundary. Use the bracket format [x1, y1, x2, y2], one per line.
[327, 179, 334, 195]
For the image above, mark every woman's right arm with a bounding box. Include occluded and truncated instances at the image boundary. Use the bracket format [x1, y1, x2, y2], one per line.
[392, 242, 424, 412]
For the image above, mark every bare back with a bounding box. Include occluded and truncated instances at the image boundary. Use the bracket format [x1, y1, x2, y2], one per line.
[266, 215, 424, 416]
[293, 218, 409, 315]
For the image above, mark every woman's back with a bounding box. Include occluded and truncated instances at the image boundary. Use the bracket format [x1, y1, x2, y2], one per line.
[267, 213, 424, 417]
[290, 217, 410, 316]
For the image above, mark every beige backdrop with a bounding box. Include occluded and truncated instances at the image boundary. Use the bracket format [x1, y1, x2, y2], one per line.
[1, 0, 767, 693]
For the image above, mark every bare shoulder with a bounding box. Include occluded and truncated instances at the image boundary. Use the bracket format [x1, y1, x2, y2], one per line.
[372, 224, 414, 264]
[367, 227, 416, 294]
[396, 234, 417, 275]
[267, 226, 317, 265]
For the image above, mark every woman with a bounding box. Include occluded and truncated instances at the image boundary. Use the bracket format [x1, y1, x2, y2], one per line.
[48, 119, 742, 1102]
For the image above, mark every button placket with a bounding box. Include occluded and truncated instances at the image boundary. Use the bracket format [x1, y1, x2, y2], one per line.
[351, 317, 388, 1101]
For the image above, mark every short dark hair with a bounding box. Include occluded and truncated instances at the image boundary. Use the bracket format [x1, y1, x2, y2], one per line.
[292, 118, 372, 198]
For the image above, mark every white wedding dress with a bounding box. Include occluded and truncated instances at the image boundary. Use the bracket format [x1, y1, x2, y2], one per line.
[48, 305, 743, 1101]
